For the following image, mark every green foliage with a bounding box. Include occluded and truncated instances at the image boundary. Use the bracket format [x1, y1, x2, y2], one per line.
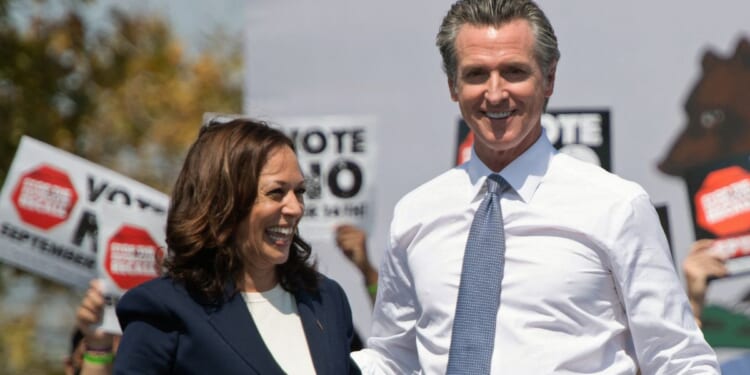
[0, 0, 243, 373]
[77, 8, 244, 191]
[0, 0, 243, 192]
[0, 0, 92, 183]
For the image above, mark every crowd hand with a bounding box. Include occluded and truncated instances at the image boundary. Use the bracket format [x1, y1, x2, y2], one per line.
[682, 239, 728, 324]
[335, 223, 379, 300]
[75, 279, 115, 350]
[335, 224, 371, 274]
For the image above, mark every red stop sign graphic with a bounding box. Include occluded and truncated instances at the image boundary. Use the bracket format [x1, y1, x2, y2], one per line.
[695, 166, 750, 237]
[105, 225, 164, 290]
[456, 131, 474, 166]
[11, 165, 79, 230]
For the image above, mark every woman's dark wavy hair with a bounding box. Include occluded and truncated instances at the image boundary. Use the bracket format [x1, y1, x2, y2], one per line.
[163, 118, 318, 303]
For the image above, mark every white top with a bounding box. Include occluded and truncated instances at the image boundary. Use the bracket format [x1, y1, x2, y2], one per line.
[242, 284, 316, 375]
[352, 134, 719, 374]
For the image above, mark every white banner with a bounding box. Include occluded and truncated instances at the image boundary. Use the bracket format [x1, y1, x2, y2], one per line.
[278, 115, 376, 231]
[0, 136, 168, 290]
[97, 202, 167, 334]
[275, 115, 377, 338]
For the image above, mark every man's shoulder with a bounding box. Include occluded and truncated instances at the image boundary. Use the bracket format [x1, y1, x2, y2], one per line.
[550, 152, 647, 200]
[395, 166, 468, 210]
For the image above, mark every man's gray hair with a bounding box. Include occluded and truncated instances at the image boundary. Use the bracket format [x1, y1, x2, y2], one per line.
[436, 0, 561, 83]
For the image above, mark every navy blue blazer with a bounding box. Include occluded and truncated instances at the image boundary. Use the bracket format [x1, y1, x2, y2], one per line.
[114, 274, 360, 374]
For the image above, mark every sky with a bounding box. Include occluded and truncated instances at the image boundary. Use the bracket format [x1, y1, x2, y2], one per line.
[10, 0, 248, 56]
[90, 0, 248, 54]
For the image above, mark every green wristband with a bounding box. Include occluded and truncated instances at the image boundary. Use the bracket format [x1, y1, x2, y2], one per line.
[83, 352, 115, 365]
[367, 283, 378, 297]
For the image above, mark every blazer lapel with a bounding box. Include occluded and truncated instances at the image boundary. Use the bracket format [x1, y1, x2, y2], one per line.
[205, 288, 284, 375]
[296, 290, 331, 374]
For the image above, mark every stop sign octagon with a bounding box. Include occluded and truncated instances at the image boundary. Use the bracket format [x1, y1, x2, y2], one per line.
[104, 225, 164, 290]
[695, 166, 750, 237]
[11, 164, 79, 230]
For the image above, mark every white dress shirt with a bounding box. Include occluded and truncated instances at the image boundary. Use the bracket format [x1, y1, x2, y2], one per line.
[352, 134, 719, 374]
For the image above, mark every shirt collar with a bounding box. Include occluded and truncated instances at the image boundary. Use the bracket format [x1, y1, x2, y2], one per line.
[465, 129, 556, 203]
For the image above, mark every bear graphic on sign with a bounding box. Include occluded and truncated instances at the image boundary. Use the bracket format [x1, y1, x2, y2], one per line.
[659, 38, 750, 176]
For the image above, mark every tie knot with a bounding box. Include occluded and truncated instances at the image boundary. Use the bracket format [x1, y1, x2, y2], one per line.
[486, 174, 509, 195]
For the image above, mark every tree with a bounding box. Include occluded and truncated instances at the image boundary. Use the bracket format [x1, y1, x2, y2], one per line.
[0, 0, 93, 184]
[76, 8, 243, 192]
[0, 0, 243, 191]
[0, 0, 243, 372]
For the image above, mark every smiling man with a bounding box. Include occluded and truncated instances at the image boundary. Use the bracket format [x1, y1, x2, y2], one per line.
[351, 0, 719, 374]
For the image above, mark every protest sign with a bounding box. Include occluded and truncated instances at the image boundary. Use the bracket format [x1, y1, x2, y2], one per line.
[96, 203, 166, 333]
[0, 136, 168, 290]
[686, 155, 750, 277]
[275, 115, 378, 338]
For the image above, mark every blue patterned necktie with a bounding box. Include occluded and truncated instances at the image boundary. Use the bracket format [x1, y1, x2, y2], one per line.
[446, 174, 510, 375]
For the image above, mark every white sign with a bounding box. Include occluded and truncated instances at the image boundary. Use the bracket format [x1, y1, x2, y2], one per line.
[97, 202, 167, 334]
[275, 115, 377, 338]
[0, 136, 168, 290]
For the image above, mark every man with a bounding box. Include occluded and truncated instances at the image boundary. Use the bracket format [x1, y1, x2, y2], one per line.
[351, 0, 719, 373]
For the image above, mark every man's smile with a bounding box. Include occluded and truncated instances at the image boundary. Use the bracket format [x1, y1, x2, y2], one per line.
[485, 110, 514, 119]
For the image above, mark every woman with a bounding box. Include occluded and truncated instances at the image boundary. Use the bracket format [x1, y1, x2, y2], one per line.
[114, 119, 360, 374]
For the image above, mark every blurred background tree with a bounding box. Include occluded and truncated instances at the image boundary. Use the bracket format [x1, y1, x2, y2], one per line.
[0, 0, 242, 372]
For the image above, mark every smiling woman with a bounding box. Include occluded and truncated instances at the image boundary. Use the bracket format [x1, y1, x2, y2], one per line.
[164, 120, 315, 299]
[237, 145, 307, 292]
[113, 118, 361, 375]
